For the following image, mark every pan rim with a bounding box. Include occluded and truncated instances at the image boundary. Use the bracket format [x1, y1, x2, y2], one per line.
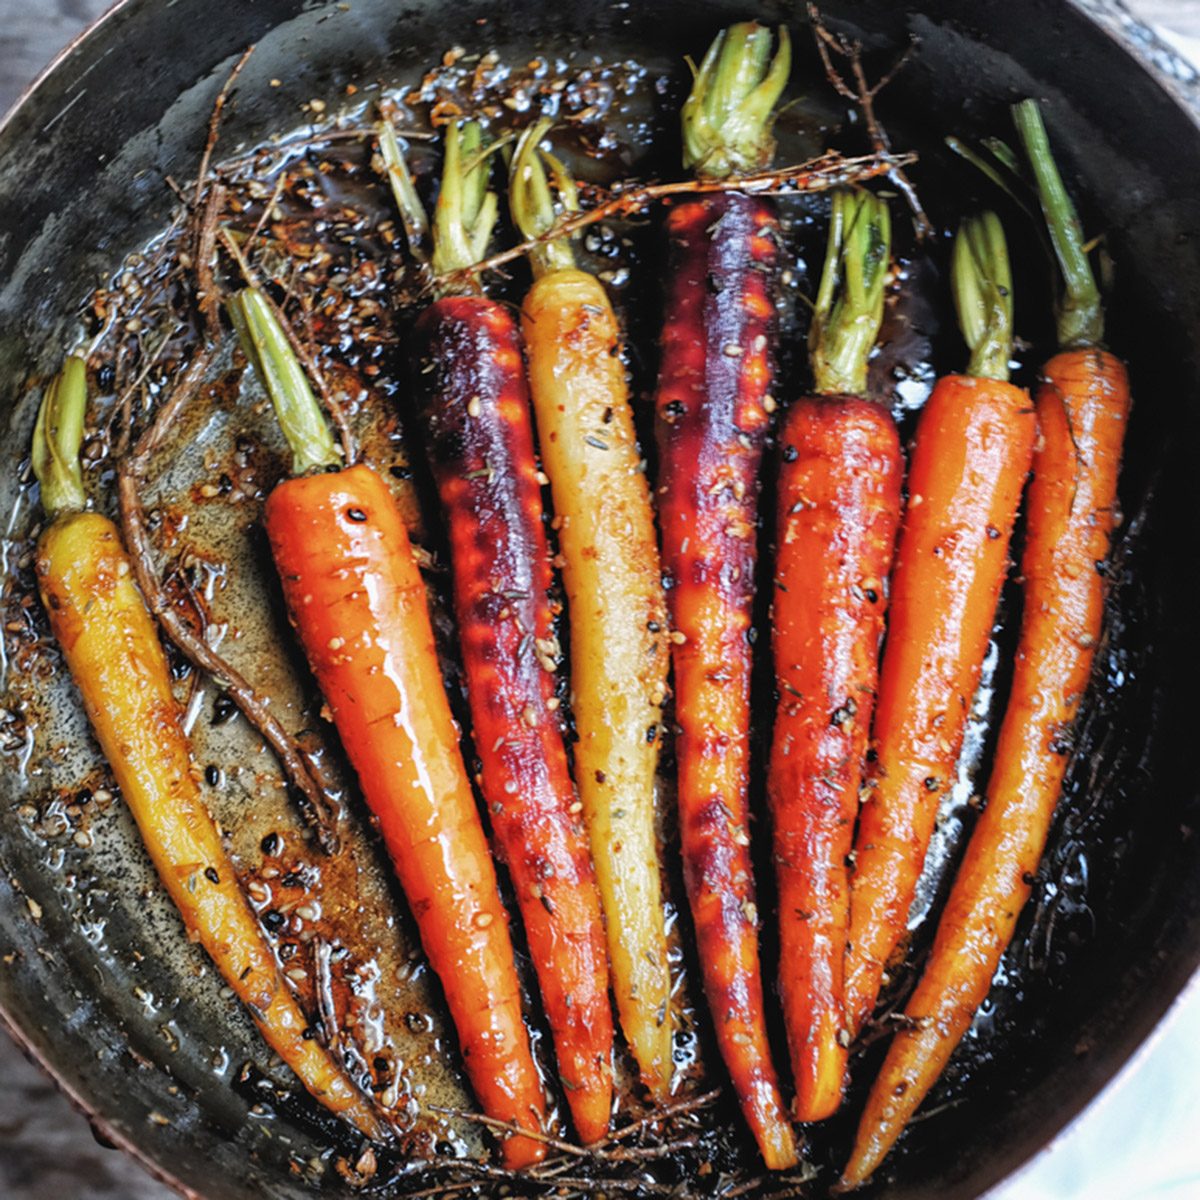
[0, 2, 1198, 1198]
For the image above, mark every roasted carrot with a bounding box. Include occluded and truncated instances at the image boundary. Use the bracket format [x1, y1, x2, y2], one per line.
[769, 189, 902, 1123]
[509, 120, 671, 1105]
[841, 103, 1131, 1190]
[655, 24, 797, 1169]
[228, 287, 548, 1166]
[402, 121, 613, 1144]
[843, 213, 1037, 1040]
[31, 356, 382, 1142]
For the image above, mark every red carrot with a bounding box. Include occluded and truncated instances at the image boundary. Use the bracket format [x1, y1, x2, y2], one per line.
[655, 23, 798, 1169]
[844, 212, 1037, 1039]
[769, 188, 902, 1123]
[407, 121, 614, 1144]
[841, 103, 1132, 1190]
[229, 287, 548, 1166]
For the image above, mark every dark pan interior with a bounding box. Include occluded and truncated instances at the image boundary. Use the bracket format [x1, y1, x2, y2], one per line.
[2, 2, 1200, 1198]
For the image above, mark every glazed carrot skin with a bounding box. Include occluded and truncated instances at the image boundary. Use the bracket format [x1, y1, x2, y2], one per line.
[771, 398, 902, 1121]
[37, 510, 384, 1141]
[409, 295, 614, 1143]
[841, 348, 1129, 1186]
[510, 123, 671, 1106]
[844, 373, 1037, 1035]
[656, 187, 796, 1168]
[521, 272, 670, 1101]
[265, 461, 547, 1167]
[658, 25, 796, 1164]
[769, 187, 897, 1123]
[32, 358, 382, 1142]
[843, 136, 1129, 1180]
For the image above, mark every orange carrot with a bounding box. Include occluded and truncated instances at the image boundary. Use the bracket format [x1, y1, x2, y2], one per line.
[32, 357, 383, 1142]
[408, 121, 614, 1143]
[841, 103, 1131, 1189]
[769, 189, 902, 1122]
[844, 212, 1037, 1038]
[229, 288, 548, 1167]
[655, 24, 798, 1168]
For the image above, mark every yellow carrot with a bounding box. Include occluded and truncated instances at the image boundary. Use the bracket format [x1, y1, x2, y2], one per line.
[511, 121, 674, 1098]
[33, 356, 382, 1142]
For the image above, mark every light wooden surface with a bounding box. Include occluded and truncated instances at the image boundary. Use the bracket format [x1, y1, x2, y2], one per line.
[0, 4, 1197, 1200]
[1130, 0, 1200, 35]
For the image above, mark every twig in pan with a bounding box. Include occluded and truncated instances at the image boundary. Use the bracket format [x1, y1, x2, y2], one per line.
[807, 3, 932, 239]
[441, 148, 912, 289]
[217, 226, 357, 466]
[115, 349, 344, 853]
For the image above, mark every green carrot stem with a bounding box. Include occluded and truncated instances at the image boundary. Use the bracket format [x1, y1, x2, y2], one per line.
[681, 22, 791, 180]
[377, 117, 430, 265]
[32, 355, 88, 520]
[431, 120, 500, 287]
[227, 287, 341, 476]
[508, 118, 579, 278]
[809, 188, 891, 397]
[952, 211, 1014, 382]
[1012, 98, 1104, 349]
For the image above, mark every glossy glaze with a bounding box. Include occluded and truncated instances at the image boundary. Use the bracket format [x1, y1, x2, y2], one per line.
[36, 511, 383, 1142]
[520, 270, 673, 1102]
[769, 396, 902, 1121]
[264, 463, 547, 1166]
[410, 298, 614, 1143]
[842, 349, 1131, 1187]
[655, 192, 796, 1168]
[845, 374, 1037, 1036]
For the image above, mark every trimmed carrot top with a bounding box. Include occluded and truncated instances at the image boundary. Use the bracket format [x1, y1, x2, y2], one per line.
[431, 120, 500, 288]
[809, 188, 891, 396]
[952, 210, 1014, 382]
[682, 22, 791, 180]
[1012, 98, 1103, 349]
[32, 355, 88, 519]
[508, 117, 580, 278]
[227, 287, 341, 475]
